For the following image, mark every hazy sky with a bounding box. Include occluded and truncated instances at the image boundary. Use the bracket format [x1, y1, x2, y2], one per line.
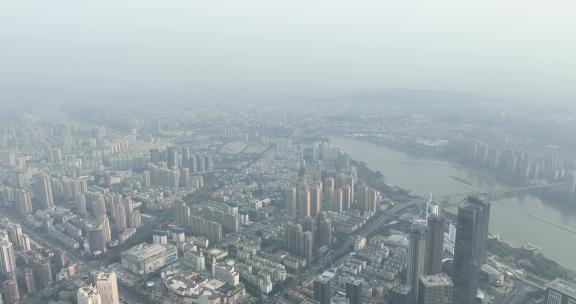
[1, 0, 575, 102]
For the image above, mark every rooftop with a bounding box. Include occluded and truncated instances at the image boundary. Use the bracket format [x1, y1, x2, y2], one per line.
[546, 278, 576, 297]
[164, 272, 207, 296]
[345, 276, 363, 286]
[123, 243, 176, 260]
[315, 271, 336, 284]
[420, 273, 453, 287]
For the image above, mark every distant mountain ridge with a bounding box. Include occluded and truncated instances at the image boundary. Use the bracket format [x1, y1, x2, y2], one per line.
[317, 88, 504, 106]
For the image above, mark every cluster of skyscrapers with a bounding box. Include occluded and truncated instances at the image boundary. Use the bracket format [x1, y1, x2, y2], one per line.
[450, 139, 576, 192]
[310, 194, 491, 304]
[405, 196, 490, 304]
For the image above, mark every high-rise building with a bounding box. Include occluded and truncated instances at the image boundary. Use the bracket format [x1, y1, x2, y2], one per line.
[33, 173, 54, 209]
[101, 216, 112, 244]
[311, 183, 323, 215]
[212, 260, 240, 287]
[0, 231, 9, 243]
[7, 224, 23, 250]
[140, 170, 150, 188]
[366, 188, 378, 214]
[92, 271, 120, 304]
[342, 186, 351, 210]
[167, 147, 178, 169]
[23, 268, 36, 294]
[407, 225, 428, 302]
[148, 163, 180, 189]
[182, 146, 191, 168]
[78, 194, 88, 216]
[285, 222, 303, 256]
[317, 211, 332, 247]
[111, 200, 127, 233]
[171, 229, 185, 243]
[453, 196, 490, 304]
[196, 154, 205, 172]
[418, 273, 454, 304]
[183, 249, 206, 272]
[333, 188, 343, 213]
[284, 221, 316, 261]
[475, 197, 490, 262]
[190, 154, 199, 173]
[324, 177, 335, 190]
[124, 198, 140, 228]
[545, 278, 576, 304]
[303, 216, 315, 233]
[323, 187, 334, 211]
[182, 213, 222, 242]
[19, 234, 30, 251]
[426, 215, 445, 275]
[91, 195, 107, 219]
[152, 230, 168, 244]
[302, 231, 313, 262]
[314, 271, 335, 304]
[33, 259, 53, 287]
[286, 186, 298, 219]
[345, 277, 362, 304]
[299, 189, 311, 218]
[358, 183, 368, 209]
[149, 148, 166, 164]
[88, 224, 107, 254]
[15, 189, 33, 215]
[1, 279, 20, 304]
[0, 239, 16, 274]
[180, 167, 190, 187]
[77, 285, 102, 304]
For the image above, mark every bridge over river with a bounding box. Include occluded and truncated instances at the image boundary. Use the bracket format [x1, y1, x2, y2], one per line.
[434, 182, 566, 203]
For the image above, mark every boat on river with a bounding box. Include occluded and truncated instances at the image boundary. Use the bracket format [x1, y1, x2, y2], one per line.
[522, 242, 542, 251]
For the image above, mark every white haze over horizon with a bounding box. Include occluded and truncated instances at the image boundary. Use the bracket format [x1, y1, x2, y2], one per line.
[1, 0, 575, 104]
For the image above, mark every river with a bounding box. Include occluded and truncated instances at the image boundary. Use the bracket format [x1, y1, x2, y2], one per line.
[329, 136, 576, 270]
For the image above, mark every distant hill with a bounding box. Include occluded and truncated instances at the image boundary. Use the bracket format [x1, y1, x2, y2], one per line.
[316, 88, 504, 106]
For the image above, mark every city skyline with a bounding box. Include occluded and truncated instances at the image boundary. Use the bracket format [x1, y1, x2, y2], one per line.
[1, 1, 576, 304]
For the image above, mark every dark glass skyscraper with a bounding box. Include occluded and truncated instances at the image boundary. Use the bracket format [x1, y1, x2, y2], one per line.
[408, 225, 428, 303]
[426, 215, 445, 275]
[453, 196, 490, 304]
[345, 277, 362, 304]
[314, 271, 335, 304]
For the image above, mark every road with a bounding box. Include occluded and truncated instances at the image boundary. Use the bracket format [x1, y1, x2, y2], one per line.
[506, 286, 531, 304]
[1, 196, 414, 304]
[264, 201, 413, 304]
[0, 207, 158, 304]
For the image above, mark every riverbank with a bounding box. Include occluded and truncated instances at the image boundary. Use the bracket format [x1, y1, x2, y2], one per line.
[355, 160, 575, 280]
[344, 134, 576, 209]
[334, 135, 576, 277]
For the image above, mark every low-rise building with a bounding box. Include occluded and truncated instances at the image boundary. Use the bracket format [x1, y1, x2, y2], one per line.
[163, 270, 246, 303]
[121, 243, 178, 275]
[212, 260, 240, 287]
